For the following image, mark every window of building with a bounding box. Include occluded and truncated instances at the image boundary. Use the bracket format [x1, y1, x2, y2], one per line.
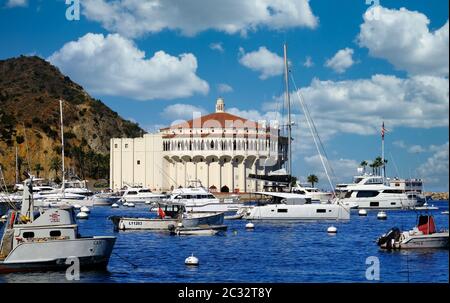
[137, 160, 141, 165]
[114, 144, 118, 148]
[125, 144, 128, 148]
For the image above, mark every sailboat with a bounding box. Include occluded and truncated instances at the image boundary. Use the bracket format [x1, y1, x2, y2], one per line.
[34, 100, 94, 207]
[243, 44, 350, 221]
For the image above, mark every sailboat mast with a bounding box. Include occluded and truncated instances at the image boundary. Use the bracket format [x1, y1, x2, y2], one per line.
[283, 44, 292, 178]
[15, 145, 18, 184]
[59, 100, 65, 190]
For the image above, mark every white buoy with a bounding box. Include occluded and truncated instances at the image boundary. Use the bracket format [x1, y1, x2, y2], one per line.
[128, 202, 135, 207]
[111, 203, 119, 208]
[76, 211, 89, 219]
[358, 209, 368, 216]
[80, 206, 90, 213]
[245, 222, 255, 229]
[73, 204, 82, 210]
[327, 226, 337, 234]
[185, 254, 199, 266]
[377, 211, 387, 220]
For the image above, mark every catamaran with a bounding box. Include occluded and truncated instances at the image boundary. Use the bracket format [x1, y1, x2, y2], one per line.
[241, 44, 351, 221]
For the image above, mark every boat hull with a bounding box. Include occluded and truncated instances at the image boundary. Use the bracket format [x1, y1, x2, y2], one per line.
[0, 236, 116, 274]
[110, 212, 225, 230]
[245, 204, 350, 220]
[396, 233, 449, 249]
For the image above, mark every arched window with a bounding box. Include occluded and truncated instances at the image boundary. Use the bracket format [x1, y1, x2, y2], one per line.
[210, 140, 214, 149]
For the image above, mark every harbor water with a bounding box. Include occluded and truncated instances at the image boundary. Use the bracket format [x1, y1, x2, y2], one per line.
[0, 201, 448, 283]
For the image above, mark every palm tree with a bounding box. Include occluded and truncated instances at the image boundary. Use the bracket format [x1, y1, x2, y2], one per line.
[360, 160, 368, 173]
[50, 157, 61, 180]
[374, 157, 384, 176]
[34, 163, 44, 178]
[307, 174, 319, 188]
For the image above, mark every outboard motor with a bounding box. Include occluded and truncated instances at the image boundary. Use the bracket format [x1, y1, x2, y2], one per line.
[377, 227, 401, 249]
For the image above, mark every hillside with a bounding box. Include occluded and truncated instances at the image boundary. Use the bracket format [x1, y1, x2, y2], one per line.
[0, 55, 144, 184]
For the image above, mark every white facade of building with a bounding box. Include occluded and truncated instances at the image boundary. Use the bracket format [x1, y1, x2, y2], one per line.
[110, 98, 288, 193]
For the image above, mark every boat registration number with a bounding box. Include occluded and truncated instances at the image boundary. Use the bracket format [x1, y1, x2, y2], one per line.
[127, 221, 143, 226]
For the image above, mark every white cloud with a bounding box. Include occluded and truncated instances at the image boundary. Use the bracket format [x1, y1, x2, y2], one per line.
[325, 48, 354, 73]
[295, 74, 449, 136]
[358, 6, 449, 77]
[161, 103, 207, 121]
[408, 145, 427, 154]
[48, 33, 209, 101]
[6, 0, 27, 7]
[303, 155, 360, 188]
[82, 0, 318, 38]
[303, 56, 314, 68]
[417, 142, 449, 189]
[239, 46, 284, 79]
[209, 42, 224, 53]
[217, 83, 233, 93]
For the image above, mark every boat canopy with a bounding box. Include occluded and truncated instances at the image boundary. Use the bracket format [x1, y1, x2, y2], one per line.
[417, 215, 436, 235]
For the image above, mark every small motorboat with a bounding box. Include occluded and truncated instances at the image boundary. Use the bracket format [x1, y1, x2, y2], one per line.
[169, 224, 228, 236]
[109, 202, 224, 231]
[377, 214, 449, 249]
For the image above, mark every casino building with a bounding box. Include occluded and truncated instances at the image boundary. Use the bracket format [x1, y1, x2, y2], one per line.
[110, 98, 288, 193]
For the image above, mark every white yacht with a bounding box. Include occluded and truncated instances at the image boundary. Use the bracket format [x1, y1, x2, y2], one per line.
[292, 182, 332, 203]
[335, 175, 423, 209]
[243, 192, 350, 221]
[164, 186, 242, 213]
[0, 177, 116, 273]
[119, 186, 167, 204]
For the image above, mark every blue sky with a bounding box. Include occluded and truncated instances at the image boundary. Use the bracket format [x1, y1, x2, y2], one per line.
[1, 0, 448, 191]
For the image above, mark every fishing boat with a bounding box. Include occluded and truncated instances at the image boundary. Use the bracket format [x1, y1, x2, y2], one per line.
[0, 176, 116, 273]
[377, 214, 449, 249]
[109, 202, 224, 231]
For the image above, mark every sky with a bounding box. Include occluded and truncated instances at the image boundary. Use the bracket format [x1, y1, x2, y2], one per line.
[0, 0, 448, 191]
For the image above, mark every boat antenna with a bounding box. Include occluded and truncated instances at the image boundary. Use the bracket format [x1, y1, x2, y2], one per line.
[283, 43, 292, 189]
[59, 99, 65, 194]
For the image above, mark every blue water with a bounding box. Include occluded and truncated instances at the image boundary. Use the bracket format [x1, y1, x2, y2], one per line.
[1, 201, 448, 283]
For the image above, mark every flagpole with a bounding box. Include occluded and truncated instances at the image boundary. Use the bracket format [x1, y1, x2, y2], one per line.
[382, 122, 385, 179]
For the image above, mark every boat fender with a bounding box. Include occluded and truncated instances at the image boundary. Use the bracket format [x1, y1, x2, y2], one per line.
[119, 221, 125, 230]
[168, 224, 175, 232]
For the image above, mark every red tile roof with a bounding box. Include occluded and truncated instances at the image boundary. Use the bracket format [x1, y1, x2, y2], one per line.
[160, 112, 263, 131]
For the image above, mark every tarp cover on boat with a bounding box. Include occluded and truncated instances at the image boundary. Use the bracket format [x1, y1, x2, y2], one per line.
[417, 215, 436, 235]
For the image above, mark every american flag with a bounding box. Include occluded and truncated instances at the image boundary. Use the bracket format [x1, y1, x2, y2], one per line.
[381, 122, 386, 139]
